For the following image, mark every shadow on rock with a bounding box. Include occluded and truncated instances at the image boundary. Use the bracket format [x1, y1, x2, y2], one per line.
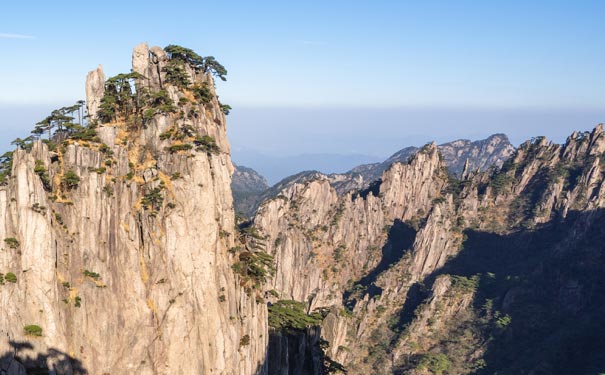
[0, 340, 88, 375]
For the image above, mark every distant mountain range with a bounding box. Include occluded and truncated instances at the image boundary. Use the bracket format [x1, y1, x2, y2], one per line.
[232, 134, 515, 216]
[231, 150, 383, 185]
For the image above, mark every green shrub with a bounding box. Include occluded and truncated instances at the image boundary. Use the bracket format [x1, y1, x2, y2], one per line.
[5, 272, 17, 283]
[24, 324, 43, 336]
[192, 83, 213, 104]
[418, 353, 451, 375]
[0, 151, 13, 186]
[163, 59, 191, 88]
[339, 307, 354, 318]
[103, 185, 113, 197]
[63, 170, 80, 189]
[268, 300, 323, 331]
[69, 126, 98, 141]
[220, 103, 232, 115]
[83, 270, 101, 280]
[159, 129, 174, 140]
[34, 160, 52, 191]
[4, 237, 19, 249]
[495, 313, 512, 328]
[450, 274, 480, 293]
[194, 135, 220, 154]
[165, 143, 193, 153]
[99, 143, 111, 153]
[231, 250, 275, 286]
[240, 334, 250, 346]
[489, 170, 514, 195]
[142, 187, 164, 210]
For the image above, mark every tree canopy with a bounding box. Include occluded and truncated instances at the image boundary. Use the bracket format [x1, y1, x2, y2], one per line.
[163, 45, 228, 81]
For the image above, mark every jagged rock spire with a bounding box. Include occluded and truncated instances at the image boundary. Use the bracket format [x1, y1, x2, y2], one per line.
[85, 64, 105, 121]
[132, 42, 169, 90]
[461, 158, 471, 179]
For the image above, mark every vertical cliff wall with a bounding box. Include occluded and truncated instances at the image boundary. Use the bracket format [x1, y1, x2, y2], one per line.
[0, 43, 267, 375]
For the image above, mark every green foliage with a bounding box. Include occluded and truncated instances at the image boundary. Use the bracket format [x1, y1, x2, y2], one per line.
[268, 300, 323, 331]
[74, 296, 82, 308]
[165, 143, 193, 153]
[489, 170, 514, 195]
[4, 237, 20, 249]
[5, 272, 17, 283]
[34, 160, 52, 191]
[192, 83, 213, 104]
[67, 125, 98, 141]
[194, 135, 220, 154]
[432, 196, 446, 205]
[83, 270, 101, 280]
[97, 73, 143, 123]
[164, 45, 228, 81]
[163, 59, 191, 88]
[331, 203, 345, 226]
[164, 45, 204, 67]
[201, 56, 228, 81]
[159, 129, 174, 140]
[142, 187, 164, 211]
[103, 185, 113, 197]
[99, 143, 111, 153]
[232, 250, 275, 286]
[418, 353, 451, 375]
[145, 89, 177, 115]
[220, 103, 232, 115]
[63, 170, 80, 189]
[333, 244, 346, 262]
[495, 313, 512, 329]
[239, 334, 250, 346]
[339, 307, 354, 318]
[450, 274, 480, 293]
[0, 151, 13, 185]
[24, 324, 43, 337]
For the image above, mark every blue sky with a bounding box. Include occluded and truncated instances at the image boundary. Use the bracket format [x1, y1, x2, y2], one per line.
[1, 1, 604, 180]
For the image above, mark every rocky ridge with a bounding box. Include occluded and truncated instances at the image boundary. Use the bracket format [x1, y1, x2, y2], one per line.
[234, 134, 514, 217]
[253, 125, 605, 374]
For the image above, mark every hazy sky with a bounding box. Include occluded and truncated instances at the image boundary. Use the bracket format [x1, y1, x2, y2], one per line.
[1, 1, 604, 176]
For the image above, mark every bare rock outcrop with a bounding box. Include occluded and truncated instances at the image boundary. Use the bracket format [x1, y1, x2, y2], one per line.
[85, 64, 105, 120]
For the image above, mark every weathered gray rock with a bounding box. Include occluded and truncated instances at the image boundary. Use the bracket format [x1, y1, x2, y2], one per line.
[85, 64, 105, 120]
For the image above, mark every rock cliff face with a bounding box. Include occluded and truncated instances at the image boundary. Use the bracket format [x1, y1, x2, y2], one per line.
[0, 43, 266, 375]
[253, 125, 605, 374]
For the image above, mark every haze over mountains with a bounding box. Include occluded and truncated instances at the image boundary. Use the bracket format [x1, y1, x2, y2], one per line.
[232, 133, 515, 216]
[231, 149, 382, 185]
